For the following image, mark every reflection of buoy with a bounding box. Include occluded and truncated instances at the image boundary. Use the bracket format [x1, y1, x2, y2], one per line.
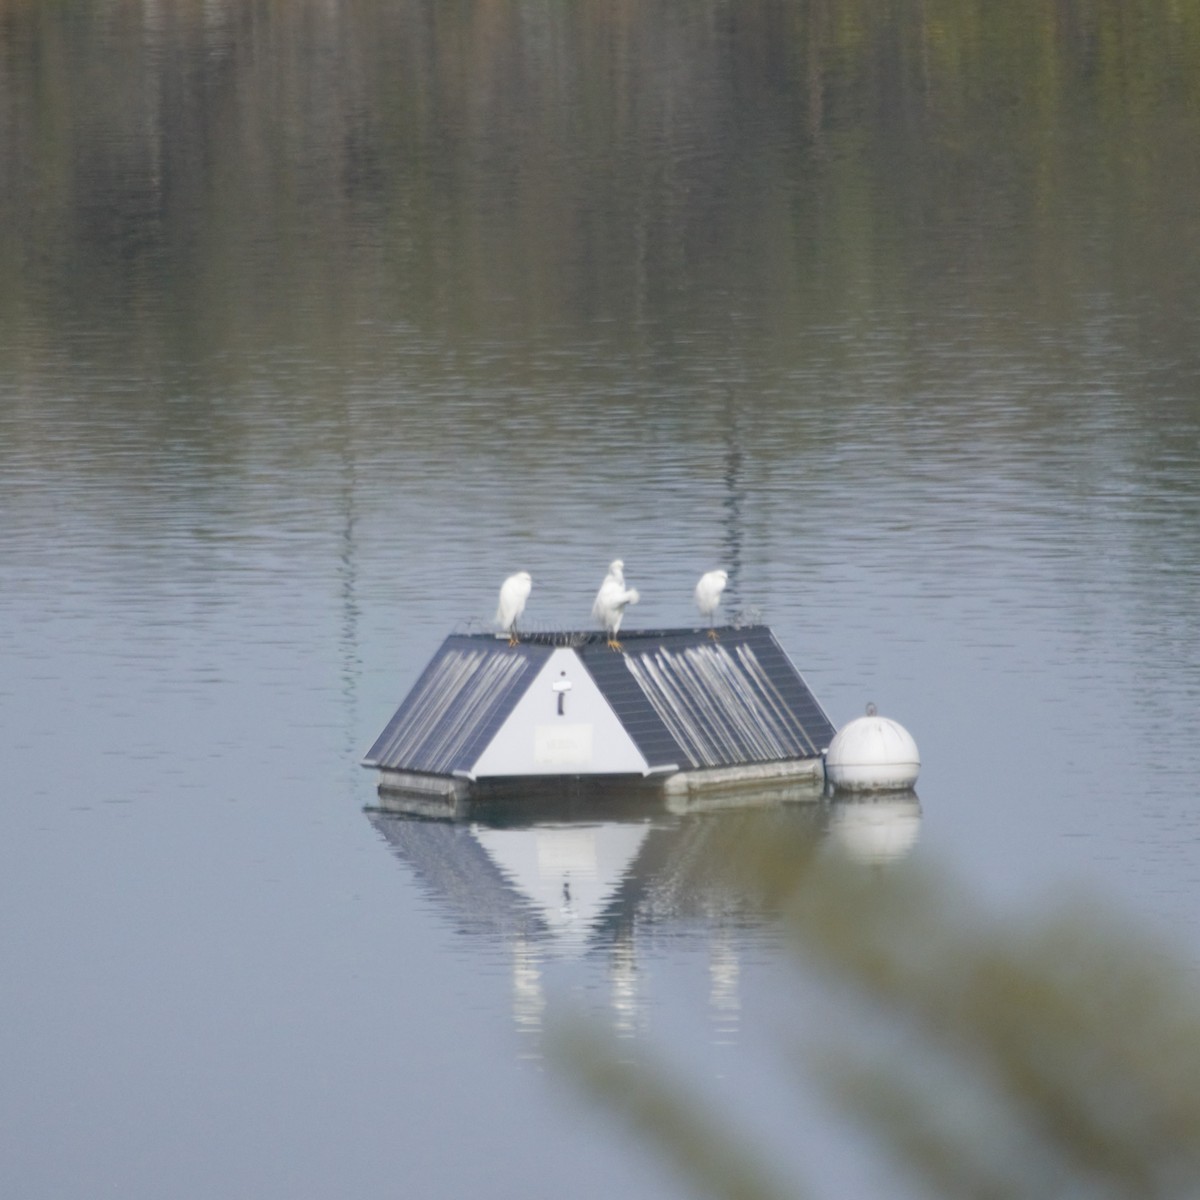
[825, 794, 922, 864]
[825, 703, 920, 792]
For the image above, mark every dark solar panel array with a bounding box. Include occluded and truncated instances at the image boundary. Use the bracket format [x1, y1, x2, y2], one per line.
[364, 627, 834, 779]
[581, 627, 835, 770]
[363, 637, 548, 775]
[576, 641, 684, 770]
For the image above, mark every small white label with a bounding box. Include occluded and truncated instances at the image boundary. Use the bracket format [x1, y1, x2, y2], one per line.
[534, 724, 594, 766]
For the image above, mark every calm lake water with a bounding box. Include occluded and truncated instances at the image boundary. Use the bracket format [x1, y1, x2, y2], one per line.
[3, 3, 1200, 1197]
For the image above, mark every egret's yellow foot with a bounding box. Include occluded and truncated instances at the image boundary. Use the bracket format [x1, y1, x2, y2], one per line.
[607, 638, 623, 651]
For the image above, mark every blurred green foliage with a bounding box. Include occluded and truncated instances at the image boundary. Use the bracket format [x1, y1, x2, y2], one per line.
[556, 819, 1200, 1199]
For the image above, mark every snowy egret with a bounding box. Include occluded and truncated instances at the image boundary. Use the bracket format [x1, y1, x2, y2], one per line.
[496, 571, 532, 645]
[694, 569, 728, 637]
[592, 559, 639, 650]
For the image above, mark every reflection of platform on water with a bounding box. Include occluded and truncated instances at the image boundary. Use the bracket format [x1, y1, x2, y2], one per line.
[368, 786, 921, 1047]
[471, 822, 651, 945]
[368, 802, 822, 956]
[367, 784, 921, 954]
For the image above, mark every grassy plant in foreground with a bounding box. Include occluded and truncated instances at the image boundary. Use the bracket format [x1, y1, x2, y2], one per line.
[555, 820, 1200, 1199]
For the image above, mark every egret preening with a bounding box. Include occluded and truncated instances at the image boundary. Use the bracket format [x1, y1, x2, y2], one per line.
[694, 568, 728, 637]
[592, 559, 639, 650]
[496, 571, 532, 645]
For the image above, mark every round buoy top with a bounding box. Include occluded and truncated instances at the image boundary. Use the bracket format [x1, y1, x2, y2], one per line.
[825, 707, 920, 792]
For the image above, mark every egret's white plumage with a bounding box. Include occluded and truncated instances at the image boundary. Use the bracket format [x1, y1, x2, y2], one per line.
[496, 571, 532, 644]
[694, 569, 728, 636]
[592, 560, 639, 649]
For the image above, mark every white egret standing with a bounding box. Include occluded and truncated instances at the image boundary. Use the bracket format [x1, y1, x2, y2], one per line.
[496, 571, 532, 645]
[694, 569, 728, 638]
[592, 559, 639, 650]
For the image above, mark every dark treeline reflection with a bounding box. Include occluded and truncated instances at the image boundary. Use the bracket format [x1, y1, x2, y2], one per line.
[1, 0, 1198, 374]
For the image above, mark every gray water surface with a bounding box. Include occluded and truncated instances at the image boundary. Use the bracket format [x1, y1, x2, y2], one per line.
[3, 4, 1200, 1198]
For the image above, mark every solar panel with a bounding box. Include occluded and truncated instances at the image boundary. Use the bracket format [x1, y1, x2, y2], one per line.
[577, 641, 685, 770]
[365, 626, 835, 781]
[363, 637, 548, 775]
[581, 627, 835, 770]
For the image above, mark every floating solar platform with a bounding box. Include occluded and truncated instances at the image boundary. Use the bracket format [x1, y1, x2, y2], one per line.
[362, 626, 836, 801]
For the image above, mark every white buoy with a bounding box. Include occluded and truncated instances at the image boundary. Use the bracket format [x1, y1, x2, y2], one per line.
[824, 702, 920, 792]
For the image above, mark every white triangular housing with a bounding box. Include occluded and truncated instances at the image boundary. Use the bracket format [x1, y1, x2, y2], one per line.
[470, 648, 649, 778]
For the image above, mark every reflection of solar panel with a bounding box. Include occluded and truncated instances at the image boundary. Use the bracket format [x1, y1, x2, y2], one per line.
[367, 813, 547, 940]
[581, 627, 836, 769]
[363, 626, 835, 784]
[367, 804, 836, 950]
[363, 639, 546, 775]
